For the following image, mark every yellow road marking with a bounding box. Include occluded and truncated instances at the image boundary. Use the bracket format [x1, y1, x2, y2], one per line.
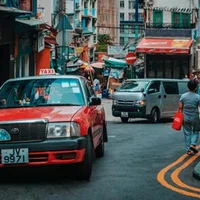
[157, 145, 200, 198]
[171, 153, 200, 192]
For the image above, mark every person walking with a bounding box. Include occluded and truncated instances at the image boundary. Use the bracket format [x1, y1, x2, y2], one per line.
[178, 80, 200, 155]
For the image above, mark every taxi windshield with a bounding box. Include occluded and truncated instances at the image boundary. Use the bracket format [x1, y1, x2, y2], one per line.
[118, 81, 149, 92]
[0, 78, 85, 108]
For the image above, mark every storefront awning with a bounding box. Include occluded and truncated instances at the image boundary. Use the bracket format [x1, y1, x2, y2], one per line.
[104, 58, 127, 68]
[15, 18, 46, 26]
[136, 38, 193, 54]
[0, 6, 31, 14]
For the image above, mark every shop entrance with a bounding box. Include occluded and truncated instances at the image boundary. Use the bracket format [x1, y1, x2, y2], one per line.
[146, 54, 190, 79]
[0, 45, 10, 86]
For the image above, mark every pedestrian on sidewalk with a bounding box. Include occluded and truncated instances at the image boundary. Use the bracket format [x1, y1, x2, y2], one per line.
[178, 80, 200, 155]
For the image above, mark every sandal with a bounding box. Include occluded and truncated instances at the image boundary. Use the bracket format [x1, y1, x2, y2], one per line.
[190, 145, 198, 154]
[186, 151, 192, 155]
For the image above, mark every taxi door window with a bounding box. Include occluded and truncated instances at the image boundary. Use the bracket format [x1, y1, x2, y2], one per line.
[148, 81, 161, 94]
[85, 82, 95, 104]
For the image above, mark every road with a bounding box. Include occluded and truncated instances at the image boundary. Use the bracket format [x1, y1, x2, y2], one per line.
[0, 99, 200, 200]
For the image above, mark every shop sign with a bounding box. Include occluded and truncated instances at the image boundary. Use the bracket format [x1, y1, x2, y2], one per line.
[20, 0, 33, 11]
[37, 32, 45, 52]
[107, 45, 128, 56]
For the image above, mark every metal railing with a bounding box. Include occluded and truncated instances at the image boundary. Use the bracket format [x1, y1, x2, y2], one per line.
[146, 23, 195, 29]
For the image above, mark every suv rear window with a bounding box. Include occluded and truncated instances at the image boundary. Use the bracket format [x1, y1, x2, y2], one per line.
[163, 82, 178, 94]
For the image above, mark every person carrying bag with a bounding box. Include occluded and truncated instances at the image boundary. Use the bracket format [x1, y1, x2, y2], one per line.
[178, 80, 200, 155]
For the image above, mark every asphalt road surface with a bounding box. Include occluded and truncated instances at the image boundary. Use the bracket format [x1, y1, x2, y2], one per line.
[0, 99, 200, 200]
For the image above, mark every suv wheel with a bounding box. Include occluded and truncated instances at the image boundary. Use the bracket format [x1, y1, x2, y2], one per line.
[150, 108, 159, 123]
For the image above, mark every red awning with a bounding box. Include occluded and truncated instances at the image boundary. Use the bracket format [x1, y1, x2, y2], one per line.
[136, 38, 193, 54]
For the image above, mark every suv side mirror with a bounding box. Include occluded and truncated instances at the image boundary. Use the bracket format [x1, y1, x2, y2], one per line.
[90, 97, 101, 106]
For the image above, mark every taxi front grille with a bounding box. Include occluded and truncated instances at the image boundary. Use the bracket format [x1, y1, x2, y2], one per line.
[0, 120, 47, 142]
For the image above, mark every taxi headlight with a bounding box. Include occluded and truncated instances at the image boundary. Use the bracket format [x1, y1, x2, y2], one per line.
[47, 122, 80, 138]
[135, 100, 146, 106]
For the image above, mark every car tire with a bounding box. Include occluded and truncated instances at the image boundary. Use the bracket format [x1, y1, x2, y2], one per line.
[150, 108, 159, 123]
[95, 136, 104, 158]
[121, 117, 129, 123]
[76, 135, 93, 181]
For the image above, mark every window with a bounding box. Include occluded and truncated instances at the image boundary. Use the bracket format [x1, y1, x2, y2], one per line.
[120, 25, 124, 33]
[120, 37, 124, 45]
[128, 1, 134, 9]
[120, 13, 124, 21]
[138, 13, 143, 21]
[148, 81, 160, 94]
[153, 10, 163, 27]
[120, 1, 124, 8]
[163, 82, 178, 94]
[172, 12, 190, 28]
[128, 13, 135, 21]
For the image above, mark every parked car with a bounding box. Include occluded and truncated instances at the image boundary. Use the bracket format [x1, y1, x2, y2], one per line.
[112, 78, 189, 123]
[0, 69, 108, 180]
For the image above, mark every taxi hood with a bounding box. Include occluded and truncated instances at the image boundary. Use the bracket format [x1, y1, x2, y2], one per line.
[0, 106, 83, 122]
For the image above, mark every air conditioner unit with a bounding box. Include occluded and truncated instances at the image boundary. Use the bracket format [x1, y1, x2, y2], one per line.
[147, 0, 153, 5]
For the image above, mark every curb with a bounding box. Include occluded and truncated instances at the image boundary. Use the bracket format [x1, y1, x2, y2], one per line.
[193, 161, 200, 180]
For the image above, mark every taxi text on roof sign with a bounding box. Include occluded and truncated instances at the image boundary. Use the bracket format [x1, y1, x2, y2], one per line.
[39, 68, 56, 75]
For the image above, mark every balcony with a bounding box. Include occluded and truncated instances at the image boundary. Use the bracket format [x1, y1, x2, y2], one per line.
[74, 19, 81, 27]
[146, 23, 196, 29]
[82, 8, 92, 17]
[92, 8, 96, 17]
[83, 8, 88, 15]
[82, 27, 93, 35]
[145, 23, 196, 37]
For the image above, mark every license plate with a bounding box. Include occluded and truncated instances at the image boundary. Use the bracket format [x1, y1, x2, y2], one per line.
[1, 148, 29, 164]
[121, 112, 128, 117]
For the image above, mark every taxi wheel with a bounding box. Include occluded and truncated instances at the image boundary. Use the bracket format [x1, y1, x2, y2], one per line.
[121, 117, 129, 123]
[95, 136, 104, 158]
[77, 135, 93, 181]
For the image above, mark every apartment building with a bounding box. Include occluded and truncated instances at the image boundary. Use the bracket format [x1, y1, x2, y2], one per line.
[119, 0, 144, 49]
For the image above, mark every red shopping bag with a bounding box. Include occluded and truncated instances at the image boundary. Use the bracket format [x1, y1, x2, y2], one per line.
[171, 111, 184, 131]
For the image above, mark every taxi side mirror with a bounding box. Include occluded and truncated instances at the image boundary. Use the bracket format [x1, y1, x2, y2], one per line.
[90, 97, 101, 106]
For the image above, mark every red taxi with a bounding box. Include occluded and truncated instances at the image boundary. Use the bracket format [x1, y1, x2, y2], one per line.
[0, 69, 108, 180]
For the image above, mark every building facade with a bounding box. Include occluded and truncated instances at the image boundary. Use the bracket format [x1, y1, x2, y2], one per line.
[136, 0, 198, 79]
[0, 0, 45, 85]
[97, 0, 119, 45]
[119, 0, 144, 49]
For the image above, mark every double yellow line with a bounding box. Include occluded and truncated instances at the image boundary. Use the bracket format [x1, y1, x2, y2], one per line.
[157, 145, 200, 198]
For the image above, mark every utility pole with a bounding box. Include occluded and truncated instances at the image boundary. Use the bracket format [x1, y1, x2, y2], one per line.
[59, 0, 67, 75]
[198, 0, 200, 42]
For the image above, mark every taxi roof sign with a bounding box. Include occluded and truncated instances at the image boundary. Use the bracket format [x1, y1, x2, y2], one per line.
[39, 68, 56, 75]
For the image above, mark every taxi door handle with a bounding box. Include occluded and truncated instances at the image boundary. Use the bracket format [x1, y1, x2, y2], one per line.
[164, 95, 167, 98]
[158, 95, 161, 99]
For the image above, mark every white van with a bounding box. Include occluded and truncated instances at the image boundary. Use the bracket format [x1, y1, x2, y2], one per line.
[112, 79, 189, 123]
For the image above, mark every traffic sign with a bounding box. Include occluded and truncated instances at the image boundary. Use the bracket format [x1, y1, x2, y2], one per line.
[125, 52, 137, 65]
